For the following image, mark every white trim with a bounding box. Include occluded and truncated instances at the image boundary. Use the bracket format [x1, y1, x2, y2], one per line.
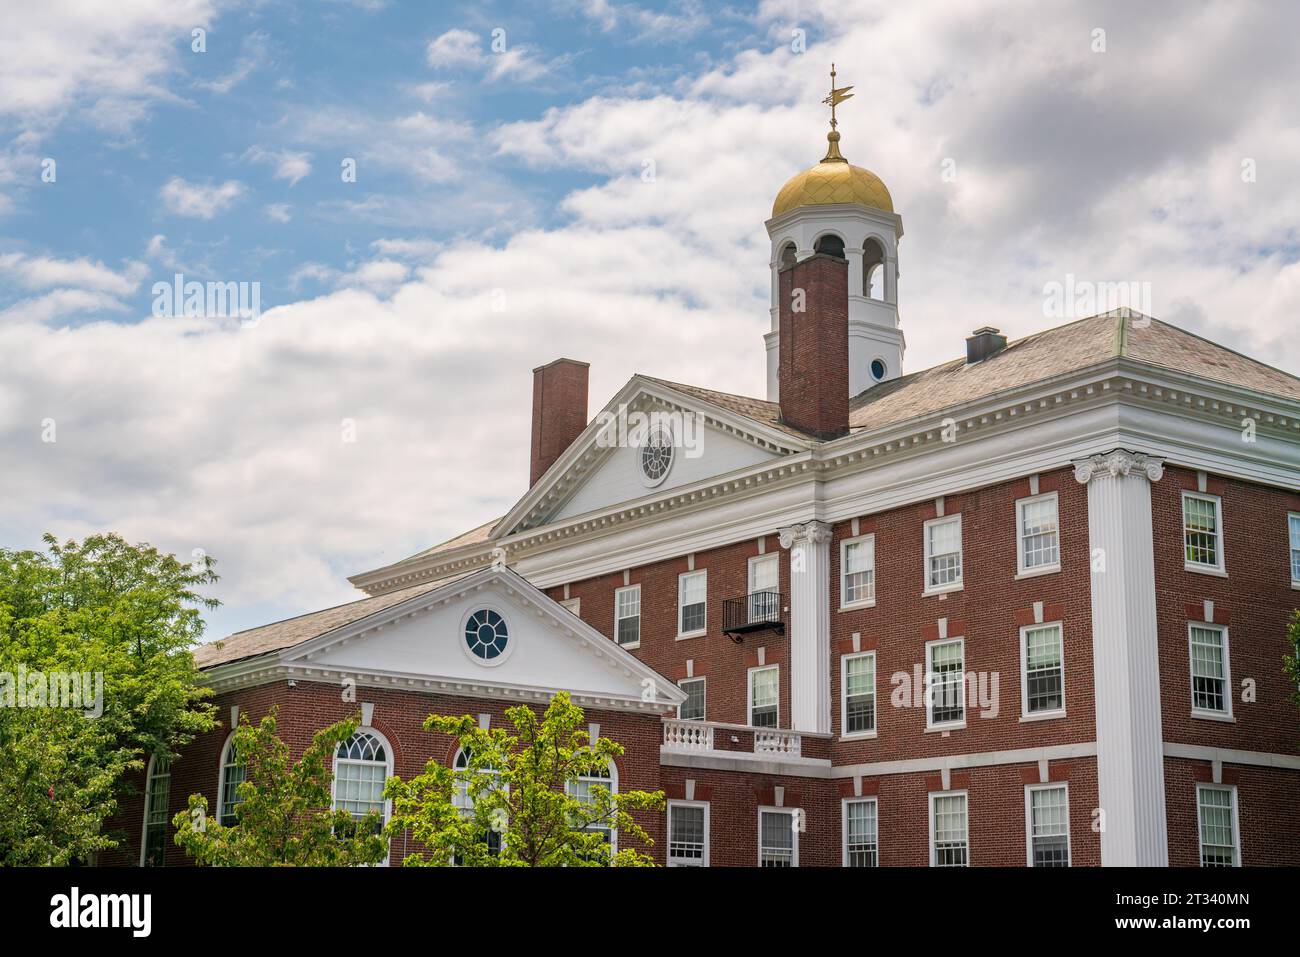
[666, 800, 710, 867]
[1288, 512, 1300, 587]
[215, 730, 242, 827]
[840, 650, 877, 739]
[1195, 783, 1241, 867]
[757, 806, 800, 867]
[566, 758, 620, 857]
[925, 636, 966, 730]
[614, 582, 641, 648]
[748, 664, 780, 728]
[676, 569, 707, 639]
[839, 533, 876, 609]
[922, 514, 964, 596]
[458, 603, 515, 668]
[139, 753, 171, 867]
[1015, 490, 1061, 576]
[1024, 782, 1071, 867]
[928, 790, 969, 867]
[1163, 741, 1300, 770]
[1181, 490, 1227, 575]
[330, 726, 394, 866]
[677, 675, 706, 722]
[747, 552, 779, 595]
[1188, 621, 1233, 720]
[841, 795, 879, 867]
[1019, 621, 1066, 720]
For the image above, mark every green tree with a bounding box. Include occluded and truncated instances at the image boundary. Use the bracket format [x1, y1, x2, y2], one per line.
[0, 533, 218, 864]
[1284, 610, 1300, 709]
[173, 708, 388, 866]
[385, 691, 664, 866]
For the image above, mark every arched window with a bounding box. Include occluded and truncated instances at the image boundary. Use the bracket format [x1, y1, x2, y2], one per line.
[140, 754, 171, 867]
[216, 732, 245, 827]
[814, 233, 846, 260]
[567, 760, 619, 855]
[862, 238, 886, 299]
[778, 242, 797, 270]
[332, 729, 391, 832]
[452, 747, 503, 861]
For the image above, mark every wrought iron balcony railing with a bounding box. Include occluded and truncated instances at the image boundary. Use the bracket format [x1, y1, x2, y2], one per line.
[721, 590, 785, 641]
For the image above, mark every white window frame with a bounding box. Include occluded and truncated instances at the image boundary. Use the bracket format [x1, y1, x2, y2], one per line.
[923, 514, 964, 595]
[928, 791, 969, 867]
[925, 637, 966, 730]
[614, 583, 641, 648]
[746, 554, 781, 624]
[677, 676, 706, 722]
[747, 664, 779, 728]
[1188, 622, 1233, 720]
[1019, 622, 1066, 721]
[839, 533, 876, 608]
[1024, 783, 1071, 867]
[1182, 491, 1226, 575]
[666, 800, 710, 867]
[757, 807, 799, 867]
[1015, 491, 1061, 577]
[331, 726, 394, 866]
[676, 569, 707, 639]
[140, 753, 171, 867]
[1195, 784, 1241, 867]
[840, 650, 877, 739]
[566, 759, 619, 856]
[1289, 512, 1300, 588]
[841, 796, 879, 867]
[215, 730, 245, 828]
[451, 747, 506, 864]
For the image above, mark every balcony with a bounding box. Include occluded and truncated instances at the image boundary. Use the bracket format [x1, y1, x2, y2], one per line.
[721, 590, 785, 642]
[662, 718, 816, 762]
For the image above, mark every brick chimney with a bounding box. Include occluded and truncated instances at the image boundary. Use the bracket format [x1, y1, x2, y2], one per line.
[530, 358, 589, 486]
[778, 253, 849, 439]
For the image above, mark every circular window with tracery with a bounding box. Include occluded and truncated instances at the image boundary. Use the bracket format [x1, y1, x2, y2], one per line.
[464, 609, 509, 661]
[639, 427, 674, 487]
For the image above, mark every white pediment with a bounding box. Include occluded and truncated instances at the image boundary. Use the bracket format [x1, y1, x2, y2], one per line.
[281, 566, 683, 711]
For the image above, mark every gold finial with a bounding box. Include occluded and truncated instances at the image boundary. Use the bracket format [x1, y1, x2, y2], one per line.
[820, 62, 854, 162]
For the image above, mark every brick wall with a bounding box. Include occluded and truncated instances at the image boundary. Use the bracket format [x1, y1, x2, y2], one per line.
[1164, 758, 1300, 866]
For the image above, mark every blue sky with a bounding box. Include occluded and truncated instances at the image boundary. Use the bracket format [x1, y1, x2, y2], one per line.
[3, 0, 1300, 642]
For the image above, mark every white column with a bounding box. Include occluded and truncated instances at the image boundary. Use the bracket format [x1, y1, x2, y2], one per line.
[1073, 450, 1168, 866]
[778, 520, 832, 734]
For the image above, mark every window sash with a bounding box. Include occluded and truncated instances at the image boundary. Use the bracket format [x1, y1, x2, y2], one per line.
[1023, 624, 1064, 715]
[142, 757, 171, 867]
[668, 804, 707, 865]
[759, 810, 795, 866]
[750, 666, 779, 727]
[931, 794, 968, 867]
[219, 742, 245, 827]
[845, 799, 878, 867]
[926, 517, 962, 588]
[927, 639, 965, 725]
[678, 678, 706, 721]
[1289, 514, 1300, 583]
[615, 585, 641, 646]
[1197, 786, 1237, 867]
[1190, 625, 1228, 713]
[1029, 786, 1070, 867]
[843, 653, 876, 733]
[1018, 495, 1060, 570]
[842, 537, 876, 605]
[1183, 493, 1221, 568]
[678, 571, 707, 634]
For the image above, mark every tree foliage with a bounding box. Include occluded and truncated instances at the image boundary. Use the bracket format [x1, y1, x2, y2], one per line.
[386, 691, 664, 866]
[172, 708, 388, 866]
[1285, 609, 1300, 710]
[0, 533, 217, 864]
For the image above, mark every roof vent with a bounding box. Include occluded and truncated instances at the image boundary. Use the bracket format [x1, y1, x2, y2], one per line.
[965, 327, 1007, 364]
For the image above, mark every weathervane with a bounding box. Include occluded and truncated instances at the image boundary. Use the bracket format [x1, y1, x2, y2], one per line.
[821, 63, 854, 132]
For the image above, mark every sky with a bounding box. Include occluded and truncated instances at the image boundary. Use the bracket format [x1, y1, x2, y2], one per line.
[2, 0, 1299, 642]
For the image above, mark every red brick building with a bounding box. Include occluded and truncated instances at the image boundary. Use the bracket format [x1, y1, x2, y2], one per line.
[111, 121, 1300, 868]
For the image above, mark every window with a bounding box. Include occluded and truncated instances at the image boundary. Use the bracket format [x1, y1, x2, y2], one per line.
[779, 242, 797, 270]
[678, 677, 706, 721]
[929, 792, 969, 867]
[842, 652, 876, 735]
[217, 732, 245, 827]
[758, 809, 798, 866]
[747, 554, 779, 623]
[840, 534, 876, 607]
[1017, 492, 1060, 574]
[924, 515, 963, 592]
[678, 570, 707, 637]
[748, 665, 779, 728]
[843, 798, 878, 867]
[640, 427, 674, 486]
[667, 801, 709, 866]
[333, 730, 391, 849]
[464, 608, 509, 662]
[1189, 623, 1232, 717]
[1026, 784, 1070, 867]
[1289, 513, 1300, 585]
[814, 233, 845, 259]
[926, 638, 965, 728]
[567, 761, 618, 856]
[140, 755, 171, 867]
[1183, 492, 1225, 572]
[1021, 623, 1065, 718]
[615, 584, 641, 647]
[452, 748, 503, 861]
[1196, 785, 1239, 867]
[870, 358, 887, 381]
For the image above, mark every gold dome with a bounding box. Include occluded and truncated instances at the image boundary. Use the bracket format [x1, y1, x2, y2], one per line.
[771, 131, 893, 218]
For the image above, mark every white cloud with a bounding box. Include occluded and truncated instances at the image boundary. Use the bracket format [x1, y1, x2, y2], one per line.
[425, 29, 481, 70]
[0, 252, 144, 297]
[242, 145, 313, 186]
[264, 203, 292, 223]
[424, 28, 555, 82]
[159, 177, 246, 219]
[194, 30, 270, 95]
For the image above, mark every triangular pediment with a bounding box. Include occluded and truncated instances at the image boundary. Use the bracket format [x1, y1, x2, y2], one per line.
[281, 566, 683, 711]
[496, 376, 810, 537]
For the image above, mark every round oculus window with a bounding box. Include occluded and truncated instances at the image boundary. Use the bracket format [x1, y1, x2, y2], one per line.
[639, 427, 674, 486]
[870, 358, 887, 381]
[464, 609, 508, 661]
